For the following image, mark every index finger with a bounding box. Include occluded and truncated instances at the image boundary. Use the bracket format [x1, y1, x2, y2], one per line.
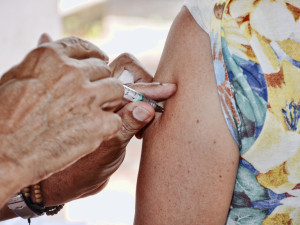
[109, 53, 153, 83]
[52, 36, 109, 62]
[125, 82, 177, 101]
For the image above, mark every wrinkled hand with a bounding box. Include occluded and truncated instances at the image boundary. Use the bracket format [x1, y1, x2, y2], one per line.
[41, 53, 176, 206]
[0, 34, 123, 204]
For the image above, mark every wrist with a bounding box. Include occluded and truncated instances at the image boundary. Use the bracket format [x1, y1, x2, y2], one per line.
[0, 204, 17, 221]
[0, 161, 26, 208]
[40, 177, 61, 207]
[7, 192, 44, 219]
[32, 183, 64, 216]
[0, 137, 28, 187]
[7, 183, 64, 220]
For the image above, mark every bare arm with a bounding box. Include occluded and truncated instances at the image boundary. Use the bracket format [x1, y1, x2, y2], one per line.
[135, 7, 239, 225]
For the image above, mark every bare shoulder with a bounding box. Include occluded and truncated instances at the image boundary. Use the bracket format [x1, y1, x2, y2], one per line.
[135, 7, 239, 225]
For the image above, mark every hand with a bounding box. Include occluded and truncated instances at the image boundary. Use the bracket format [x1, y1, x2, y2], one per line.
[40, 53, 176, 206]
[0, 34, 123, 205]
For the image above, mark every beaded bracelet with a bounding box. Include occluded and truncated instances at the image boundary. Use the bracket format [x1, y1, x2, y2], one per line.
[21, 183, 64, 217]
[45, 204, 65, 216]
[21, 185, 44, 215]
[21, 185, 45, 225]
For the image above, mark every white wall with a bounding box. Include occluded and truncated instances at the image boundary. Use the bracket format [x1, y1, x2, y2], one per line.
[0, 0, 61, 75]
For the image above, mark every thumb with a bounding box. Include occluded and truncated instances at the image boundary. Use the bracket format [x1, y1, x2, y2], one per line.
[118, 101, 155, 142]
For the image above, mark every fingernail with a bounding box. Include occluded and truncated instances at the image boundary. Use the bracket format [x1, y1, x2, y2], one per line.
[133, 107, 152, 122]
[150, 82, 161, 85]
[161, 83, 176, 86]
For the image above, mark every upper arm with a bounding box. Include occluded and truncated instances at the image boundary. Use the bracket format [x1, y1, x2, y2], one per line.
[135, 7, 239, 225]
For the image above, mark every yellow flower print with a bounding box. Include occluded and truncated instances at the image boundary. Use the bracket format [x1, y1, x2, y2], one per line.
[287, 148, 300, 185]
[242, 112, 300, 175]
[223, 0, 300, 74]
[228, 0, 299, 41]
[267, 60, 300, 127]
[243, 60, 300, 180]
[249, 30, 280, 74]
[277, 39, 300, 62]
[290, 207, 300, 224]
[261, 194, 300, 224]
[257, 162, 296, 193]
[262, 205, 294, 225]
[221, 11, 259, 63]
[228, 0, 256, 19]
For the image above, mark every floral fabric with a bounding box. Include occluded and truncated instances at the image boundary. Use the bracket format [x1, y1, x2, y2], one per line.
[184, 0, 300, 224]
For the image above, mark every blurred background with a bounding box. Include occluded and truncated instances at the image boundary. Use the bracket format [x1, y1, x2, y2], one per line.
[0, 0, 182, 224]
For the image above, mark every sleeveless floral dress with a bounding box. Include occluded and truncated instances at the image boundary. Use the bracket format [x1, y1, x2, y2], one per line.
[184, 0, 300, 224]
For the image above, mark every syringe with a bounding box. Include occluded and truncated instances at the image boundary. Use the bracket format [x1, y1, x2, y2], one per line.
[123, 85, 164, 113]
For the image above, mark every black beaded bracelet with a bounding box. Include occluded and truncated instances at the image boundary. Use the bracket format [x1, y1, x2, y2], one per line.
[21, 186, 45, 216]
[21, 183, 64, 216]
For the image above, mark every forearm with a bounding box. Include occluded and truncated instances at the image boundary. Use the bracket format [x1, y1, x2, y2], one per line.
[0, 205, 17, 221]
[0, 148, 23, 221]
[135, 7, 239, 224]
[0, 149, 27, 209]
[0, 144, 30, 220]
[41, 162, 109, 206]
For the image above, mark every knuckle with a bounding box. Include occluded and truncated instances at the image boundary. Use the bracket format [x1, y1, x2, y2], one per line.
[57, 36, 85, 50]
[110, 77, 123, 88]
[76, 36, 89, 48]
[109, 79, 124, 96]
[71, 36, 97, 52]
[28, 45, 58, 59]
[101, 99, 122, 112]
[65, 36, 81, 45]
[97, 79, 123, 103]
[121, 119, 139, 135]
[119, 52, 134, 60]
[103, 77, 123, 89]
[114, 53, 135, 65]
[70, 35, 81, 42]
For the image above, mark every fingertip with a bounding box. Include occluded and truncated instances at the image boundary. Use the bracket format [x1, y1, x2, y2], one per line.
[126, 82, 177, 100]
[163, 83, 177, 91]
[38, 33, 52, 45]
[159, 83, 177, 98]
[132, 103, 155, 122]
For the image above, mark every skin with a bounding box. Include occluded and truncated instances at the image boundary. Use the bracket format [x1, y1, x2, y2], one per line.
[1, 6, 238, 224]
[40, 53, 177, 207]
[0, 46, 176, 221]
[134, 7, 239, 225]
[0, 35, 124, 208]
